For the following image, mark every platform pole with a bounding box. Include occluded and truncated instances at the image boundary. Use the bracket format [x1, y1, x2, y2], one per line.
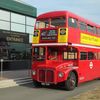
[0, 59, 3, 79]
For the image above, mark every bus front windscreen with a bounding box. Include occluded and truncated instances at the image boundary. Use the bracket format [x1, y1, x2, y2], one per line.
[33, 47, 45, 61]
[47, 47, 58, 60]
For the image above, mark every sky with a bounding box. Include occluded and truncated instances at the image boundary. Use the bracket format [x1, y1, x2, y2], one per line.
[23, 0, 100, 24]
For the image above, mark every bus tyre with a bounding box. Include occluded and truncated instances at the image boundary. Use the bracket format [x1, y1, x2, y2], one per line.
[33, 80, 42, 88]
[65, 72, 76, 91]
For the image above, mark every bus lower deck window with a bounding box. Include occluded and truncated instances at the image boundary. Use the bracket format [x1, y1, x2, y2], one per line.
[80, 52, 87, 60]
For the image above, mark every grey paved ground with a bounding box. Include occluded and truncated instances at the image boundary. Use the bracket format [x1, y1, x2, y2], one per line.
[0, 79, 100, 100]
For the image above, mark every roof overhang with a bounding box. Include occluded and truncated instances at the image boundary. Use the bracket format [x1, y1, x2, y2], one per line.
[0, 0, 37, 18]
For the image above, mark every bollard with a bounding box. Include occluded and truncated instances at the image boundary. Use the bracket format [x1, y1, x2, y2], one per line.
[0, 59, 3, 79]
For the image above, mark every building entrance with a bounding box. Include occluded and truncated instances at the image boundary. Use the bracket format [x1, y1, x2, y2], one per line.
[0, 30, 31, 79]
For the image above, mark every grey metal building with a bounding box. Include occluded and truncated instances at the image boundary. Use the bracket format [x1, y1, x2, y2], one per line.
[0, 0, 37, 70]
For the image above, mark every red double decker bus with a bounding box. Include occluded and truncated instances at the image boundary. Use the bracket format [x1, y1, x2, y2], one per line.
[32, 11, 100, 90]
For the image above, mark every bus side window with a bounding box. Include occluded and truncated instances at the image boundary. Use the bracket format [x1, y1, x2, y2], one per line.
[68, 17, 78, 28]
[88, 52, 94, 60]
[79, 21, 87, 31]
[63, 51, 77, 60]
[87, 24, 94, 33]
[63, 52, 68, 59]
[94, 53, 98, 60]
[93, 27, 97, 34]
[97, 52, 100, 60]
[34, 47, 39, 55]
[97, 28, 100, 35]
[80, 52, 87, 60]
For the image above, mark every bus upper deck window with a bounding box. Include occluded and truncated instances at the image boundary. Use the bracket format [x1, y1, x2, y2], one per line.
[97, 28, 100, 35]
[87, 24, 94, 33]
[68, 17, 78, 28]
[50, 17, 66, 27]
[79, 22, 87, 31]
[36, 19, 49, 29]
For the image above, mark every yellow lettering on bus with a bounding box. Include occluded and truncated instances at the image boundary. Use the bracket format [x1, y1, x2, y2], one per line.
[81, 33, 100, 46]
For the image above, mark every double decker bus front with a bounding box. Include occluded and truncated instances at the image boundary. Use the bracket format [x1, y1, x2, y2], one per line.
[32, 12, 78, 90]
[32, 46, 61, 84]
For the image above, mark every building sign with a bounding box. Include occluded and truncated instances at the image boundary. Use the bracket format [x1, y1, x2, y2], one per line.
[0, 30, 29, 43]
[81, 33, 100, 46]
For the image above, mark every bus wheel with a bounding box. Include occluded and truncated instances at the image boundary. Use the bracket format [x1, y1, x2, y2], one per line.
[33, 80, 42, 87]
[65, 72, 76, 91]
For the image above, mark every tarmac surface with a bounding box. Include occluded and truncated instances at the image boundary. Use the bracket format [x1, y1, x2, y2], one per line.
[0, 79, 100, 100]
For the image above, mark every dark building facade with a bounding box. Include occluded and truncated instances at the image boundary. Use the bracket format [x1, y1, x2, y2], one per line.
[0, 0, 37, 70]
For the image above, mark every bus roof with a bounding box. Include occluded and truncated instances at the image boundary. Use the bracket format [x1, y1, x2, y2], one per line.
[37, 10, 100, 27]
[37, 11, 67, 19]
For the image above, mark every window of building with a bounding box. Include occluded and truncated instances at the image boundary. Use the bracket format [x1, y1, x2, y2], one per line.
[0, 9, 35, 43]
[29, 34, 33, 43]
[11, 23, 25, 32]
[79, 21, 87, 31]
[11, 13, 25, 24]
[26, 26, 34, 43]
[80, 52, 87, 60]
[26, 26, 34, 34]
[0, 47, 8, 60]
[0, 21, 10, 30]
[68, 17, 78, 28]
[0, 10, 10, 21]
[9, 43, 28, 60]
[26, 17, 35, 26]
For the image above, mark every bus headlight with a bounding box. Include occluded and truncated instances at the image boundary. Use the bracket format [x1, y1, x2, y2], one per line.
[58, 72, 64, 78]
[32, 70, 36, 76]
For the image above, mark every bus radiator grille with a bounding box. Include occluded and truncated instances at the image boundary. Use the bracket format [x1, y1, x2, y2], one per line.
[38, 69, 54, 83]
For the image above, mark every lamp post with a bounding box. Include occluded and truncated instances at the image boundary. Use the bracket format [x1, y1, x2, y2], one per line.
[0, 59, 3, 79]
